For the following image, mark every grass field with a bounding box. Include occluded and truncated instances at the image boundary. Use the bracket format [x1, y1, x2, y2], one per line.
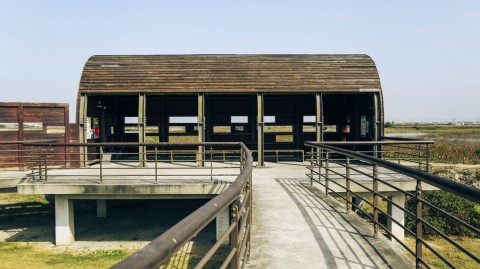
[0, 243, 133, 269]
[0, 193, 225, 269]
[385, 125, 480, 164]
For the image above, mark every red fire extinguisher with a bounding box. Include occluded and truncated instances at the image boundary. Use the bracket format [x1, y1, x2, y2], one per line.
[341, 116, 351, 141]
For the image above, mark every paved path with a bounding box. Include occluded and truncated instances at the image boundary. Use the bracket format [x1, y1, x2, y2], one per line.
[248, 163, 413, 269]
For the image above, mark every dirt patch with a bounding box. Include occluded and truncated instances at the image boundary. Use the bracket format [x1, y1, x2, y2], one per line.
[0, 194, 223, 267]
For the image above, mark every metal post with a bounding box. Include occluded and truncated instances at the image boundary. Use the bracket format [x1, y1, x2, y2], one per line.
[154, 146, 158, 183]
[99, 146, 103, 183]
[315, 93, 323, 166]
[346, 157, 351, 213]
[230, 204, 239, 269]
[417, 145, 422, 170]
[257, 93, 264, 167]
[44, 148, 48, 182]
[197, 93, 205, 167]
[397, 145, 401, 164]
[373, 164, 379, 238]
[210, 146, 213, 182]
[310, 147, 314, 187]
[325, 152, 330, 198]
[79, 94, 88, 167]
[373, 93, 380, 158]
[416, 180, 423, 268]
[426, 144, 430, 173]
[138, 93, 146, 167]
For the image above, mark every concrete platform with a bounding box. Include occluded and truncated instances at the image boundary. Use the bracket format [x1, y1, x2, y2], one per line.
[0, 171, 28, 192]
[17, 162, 238, 196]
[248, 163, 414, 269]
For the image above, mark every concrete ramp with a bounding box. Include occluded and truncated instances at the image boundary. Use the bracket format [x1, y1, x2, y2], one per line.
[248, 163, 413, 269]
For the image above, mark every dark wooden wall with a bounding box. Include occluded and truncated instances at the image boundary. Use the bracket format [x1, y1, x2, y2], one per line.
[0, 102, 70, 169]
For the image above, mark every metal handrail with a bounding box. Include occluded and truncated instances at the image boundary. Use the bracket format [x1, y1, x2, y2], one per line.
[111, 142, 253, 269]
[306, 142, 478, 203]
[305, 141, 480, 268]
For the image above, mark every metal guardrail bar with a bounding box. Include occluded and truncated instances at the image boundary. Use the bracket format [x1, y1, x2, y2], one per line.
[306, 142, 478, 203]
[112, 142, 253, 269]
[305, 141, 480, 268]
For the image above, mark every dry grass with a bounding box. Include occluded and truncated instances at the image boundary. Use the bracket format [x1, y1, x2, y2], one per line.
[403, 236, 480, 269]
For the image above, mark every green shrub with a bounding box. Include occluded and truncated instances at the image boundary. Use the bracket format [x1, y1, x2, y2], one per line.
[405, 190, 480, 237]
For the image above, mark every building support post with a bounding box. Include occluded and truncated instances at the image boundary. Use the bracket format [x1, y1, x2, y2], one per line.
[197, 93, 205, 167]
[257, 93, 264, 167]
[138, 93, 146, 167]
[55, 195, 75, 245]
[79, 94, 88, 167]
[315, 93, 323, 165]
[387, 192, 406, 242]
[216, 206, 230, 244]
[373, 93, 381, 158]
[97, 199, 107, 218]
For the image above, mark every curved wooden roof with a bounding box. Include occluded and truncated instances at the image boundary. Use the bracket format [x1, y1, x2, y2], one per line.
[79, 54, 381, 94]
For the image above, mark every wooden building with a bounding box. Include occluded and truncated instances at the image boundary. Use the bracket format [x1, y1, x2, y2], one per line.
[0, 102, 71, 168]
[77, 54, 384, 165]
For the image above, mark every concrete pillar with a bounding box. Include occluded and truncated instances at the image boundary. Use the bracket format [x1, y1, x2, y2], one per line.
[387, 192, 406, 242]
[55, 195, 75, 245]
[257, 93, 264, 167]
[79, 94, 88, 167]
[216, 206, 230, 244]
[138, 93, 146, 167]
[352, 196, 364, 212]
[97, 199, 107, 218]
[197, 93, 205, 167]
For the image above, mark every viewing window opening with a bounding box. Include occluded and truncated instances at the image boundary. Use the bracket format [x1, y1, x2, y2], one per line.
[275, 135, 294, 143]
[124, 117, 138, 124]
[214, 126, 231, 133]
[169, 126, 186, 133]
[0, 123, 19, 131]
[264, 116, 276, 123]
[231, 116, 248, 124]
[324, 125, 338, 133]
[169, 136, 197, 143]
[265, 126, 293, 133]
[303, 116, 316, 123]
[302, 125, 316, 133]
[169, 116, 197, 124]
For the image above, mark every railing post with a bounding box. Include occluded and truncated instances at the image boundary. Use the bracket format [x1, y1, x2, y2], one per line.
[154, 146, 158, 183]
[231, 204, 239, 269]
[310, 147, 314, 187]
[38, 149, 42, 180]
[325, 152, 329, 198]
[418, 145, 422, 170]
[210, 146, 213, 182]
[416, 179, 423, 268]
[44, 148, 48, 182]
[346, 157, 351, 213]
[373, 164, 379, 238]
[99, 146, 103, 183]
[425, 144, 430, 173]
[397, 145, 401, 164]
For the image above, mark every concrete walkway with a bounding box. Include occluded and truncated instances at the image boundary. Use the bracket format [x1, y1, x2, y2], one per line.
[248, 163, 413, 269]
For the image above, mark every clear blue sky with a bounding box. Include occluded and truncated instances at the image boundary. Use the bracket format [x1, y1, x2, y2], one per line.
[1, 1, 479, 123]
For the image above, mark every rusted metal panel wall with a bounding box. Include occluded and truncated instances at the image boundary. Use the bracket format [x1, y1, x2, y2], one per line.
[79, 54, 382, 94]
[0, 103, 70, 168]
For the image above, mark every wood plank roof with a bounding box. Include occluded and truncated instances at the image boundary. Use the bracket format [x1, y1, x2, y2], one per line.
[79, 54, 381, 94]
